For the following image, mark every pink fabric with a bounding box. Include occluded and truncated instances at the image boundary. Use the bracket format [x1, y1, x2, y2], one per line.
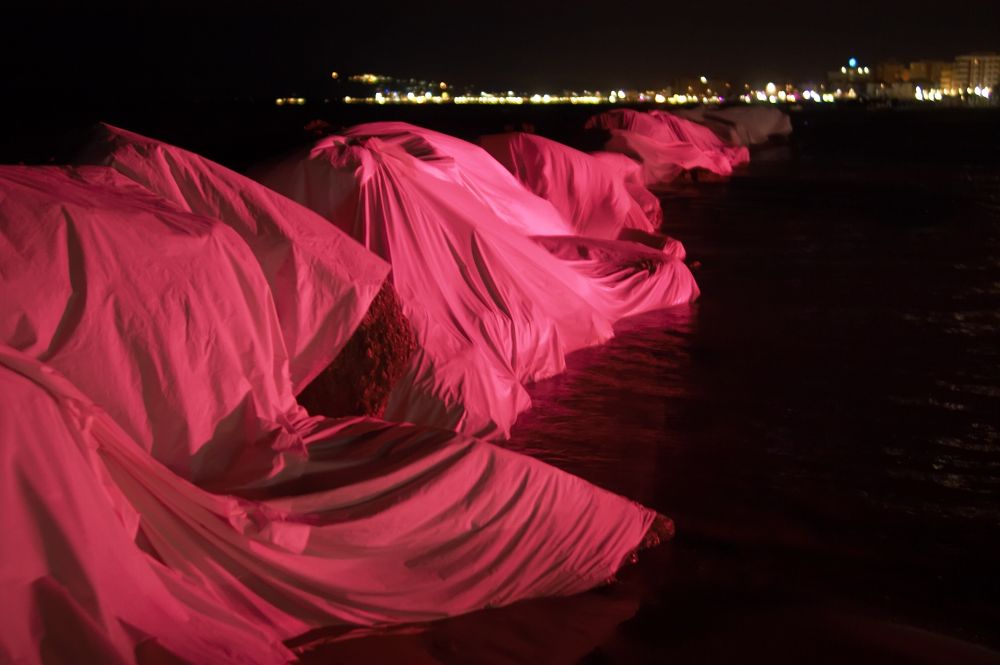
[342, 122, 575, 237]
[255, 125, 699, 438]
[479, 132, 658, 237]
[0, 344, 654, 662]
[647, 111, 750, 169]
[590, 151, 664, 230]
[603, 129, 723, 189]
[255, 136, 615, 438]
[1, 166, 659, 662]
[0, 166, 298, 484]
[586, 109, 750, 189]
[673, 106, 793, 146]
[77, 124, 389, 394]
[0, 347, 295, 665]
[533, 236, 696, 320]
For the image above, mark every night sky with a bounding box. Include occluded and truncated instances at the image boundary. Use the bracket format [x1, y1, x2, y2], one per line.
[4, 0, 998, 100]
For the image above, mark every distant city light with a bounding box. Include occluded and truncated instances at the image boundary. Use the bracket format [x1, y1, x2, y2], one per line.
[310, 61, 998, 108]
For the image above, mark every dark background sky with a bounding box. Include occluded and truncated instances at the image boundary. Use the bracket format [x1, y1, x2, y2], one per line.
[3, 0, 998, 100]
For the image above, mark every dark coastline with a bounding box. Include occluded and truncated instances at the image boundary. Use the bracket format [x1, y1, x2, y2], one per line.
[4, 104, 999, 663]
[4, 99, 1000, 168]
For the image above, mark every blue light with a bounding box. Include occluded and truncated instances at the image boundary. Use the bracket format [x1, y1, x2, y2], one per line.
[848, 57, 858, 68]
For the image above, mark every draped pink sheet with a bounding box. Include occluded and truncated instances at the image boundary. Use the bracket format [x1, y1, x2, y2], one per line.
[256, 137, 613, 438]
[590, 151, 664, 230]
[77, 124, 389, 395]
[0, 166, 658, 663]
[342, 123, 669, 243]
[585, 109, 749, 189]
[0, 345, 654, 663]
[0, 348, 295, 665]
[342, 122, 575, 237]
[340, 123, 677, 257]
[649, 109, 750, 168]
[256, 126, 699, 438]
[1, 166, 296, 484]
[479, 132, 658, 237]
[532, 235, 696, 320]
[673, 105, 793, 147]
[647, 111, 750, 169]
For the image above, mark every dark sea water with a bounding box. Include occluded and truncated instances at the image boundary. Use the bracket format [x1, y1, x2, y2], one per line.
[510, 162, 1000, 663]
[298, 109, 1000, 664]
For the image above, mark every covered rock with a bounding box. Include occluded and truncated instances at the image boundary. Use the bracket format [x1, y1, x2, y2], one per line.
[0, 165, 301, 484]
[78, 123, 389, 394]
[586, 109, 749, 188]
[647, 110, 750, 168]
[591, 150, 664, 230]
[673, 105, 793, 146]
[480, 131, 659, 237]
[256, 135, 615, 438]
[0, 346, 295, 665]
[534, 235, 697, 319]
[256, 125, 699, 438]
[341, 122, 575, 237]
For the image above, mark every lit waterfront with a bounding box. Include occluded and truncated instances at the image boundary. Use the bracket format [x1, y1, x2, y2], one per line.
[274, 56, 996, 108]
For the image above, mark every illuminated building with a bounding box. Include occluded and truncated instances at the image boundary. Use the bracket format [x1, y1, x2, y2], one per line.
[940, 64, 954, 92]
[827, 57, 871, 98]
[907, 60, 949, 86]
[675, 76, 728, 99]
[952, 53, 1000, 90]
[874, 60, 908, 83]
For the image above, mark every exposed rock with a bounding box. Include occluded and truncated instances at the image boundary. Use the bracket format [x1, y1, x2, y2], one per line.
[297, 279, 417, 418]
